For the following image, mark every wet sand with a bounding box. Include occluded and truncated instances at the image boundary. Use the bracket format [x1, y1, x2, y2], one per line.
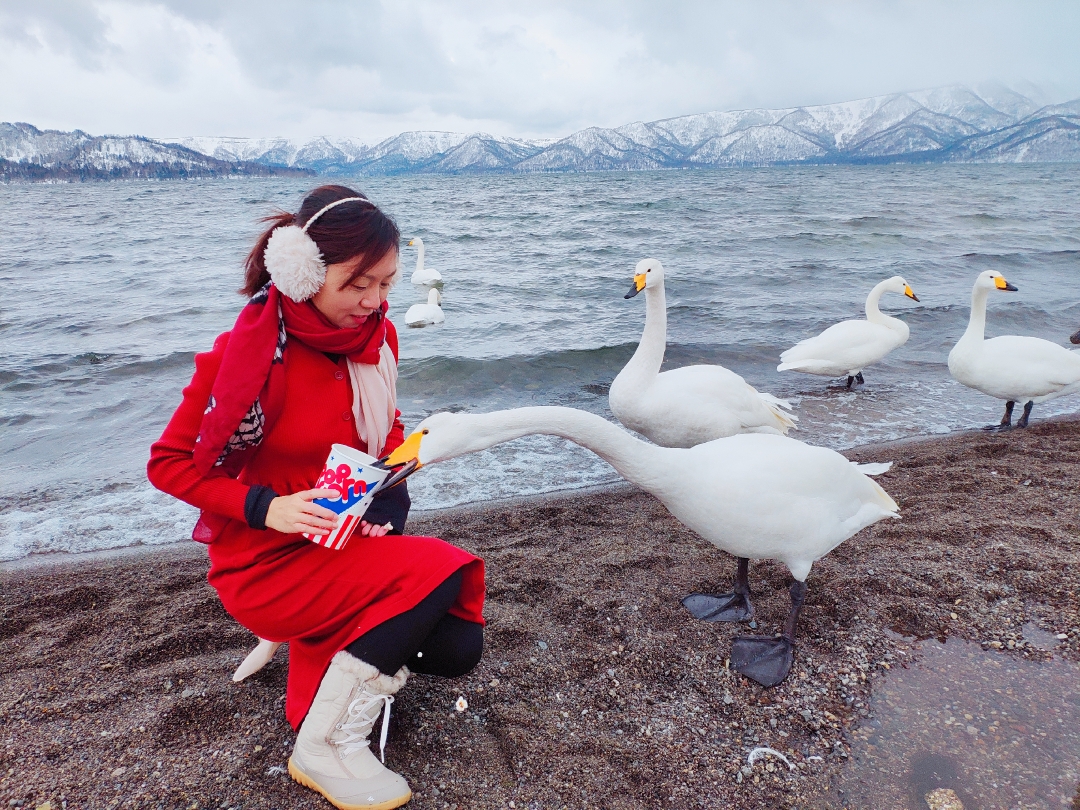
[2, 417, 1079, 809]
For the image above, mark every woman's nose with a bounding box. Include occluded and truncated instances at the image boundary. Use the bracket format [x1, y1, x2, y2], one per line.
[360, 289, 383, 310]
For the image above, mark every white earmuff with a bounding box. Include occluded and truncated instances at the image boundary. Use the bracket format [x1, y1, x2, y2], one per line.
[264, 196, 367, 302]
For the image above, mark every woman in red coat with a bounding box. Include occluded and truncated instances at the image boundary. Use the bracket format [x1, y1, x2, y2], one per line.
[148, 185, 484, 810]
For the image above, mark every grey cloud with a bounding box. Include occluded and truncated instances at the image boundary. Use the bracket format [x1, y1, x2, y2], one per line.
[0, 0, 112, 70]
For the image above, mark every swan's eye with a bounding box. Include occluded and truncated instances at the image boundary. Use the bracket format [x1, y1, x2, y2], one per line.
[422, 429, 429, 435]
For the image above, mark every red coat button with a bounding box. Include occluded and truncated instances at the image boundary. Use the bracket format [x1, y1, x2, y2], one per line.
[342, 411, 351, 421]
[335, 371, 344, 381]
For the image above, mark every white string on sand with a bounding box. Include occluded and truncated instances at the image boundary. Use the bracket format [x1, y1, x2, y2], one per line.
[747, 747, 796, 771]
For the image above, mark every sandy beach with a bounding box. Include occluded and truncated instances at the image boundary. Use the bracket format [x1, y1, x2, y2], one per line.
[2, 417, 1079, 809]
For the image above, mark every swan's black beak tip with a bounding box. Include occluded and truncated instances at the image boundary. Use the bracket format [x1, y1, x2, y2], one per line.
[379, 458, 420, 490]
[1004, 282, 1018, 292]
[624, 283, 642, 299]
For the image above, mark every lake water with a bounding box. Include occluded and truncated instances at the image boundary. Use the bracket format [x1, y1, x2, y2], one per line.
[2, 165, 1079, 561]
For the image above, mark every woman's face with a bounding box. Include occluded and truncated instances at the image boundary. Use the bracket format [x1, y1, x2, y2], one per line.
[311, 249, 399, 329]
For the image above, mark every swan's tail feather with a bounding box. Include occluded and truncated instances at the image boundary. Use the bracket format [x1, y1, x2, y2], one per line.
[756, 391, 799, 433]
[777, 360, 820, 372]
[852, 461, 892, 476]
[232, 639, 282, 682]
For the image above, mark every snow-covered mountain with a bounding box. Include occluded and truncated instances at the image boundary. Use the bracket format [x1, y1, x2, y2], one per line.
[0, 123, 311, 181]
[167, 86, 1078, 175]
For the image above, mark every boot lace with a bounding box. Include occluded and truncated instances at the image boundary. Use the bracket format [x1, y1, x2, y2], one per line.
[335, 690, 394, 762]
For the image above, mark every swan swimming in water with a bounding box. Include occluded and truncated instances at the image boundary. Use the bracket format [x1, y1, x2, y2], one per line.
[777, 276, 920, 389]
[405, 288, 445, 327]
[949, 270, 1080, 428]
[407, 237, 443, 285]
[378, 406, 898, 687]
[609, 259, 796, 446]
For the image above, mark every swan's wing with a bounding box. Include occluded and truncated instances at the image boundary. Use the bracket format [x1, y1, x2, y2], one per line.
[982, 336, 1080, 389]
[780, 320, 900, 369]
[652, 366, 795, 433]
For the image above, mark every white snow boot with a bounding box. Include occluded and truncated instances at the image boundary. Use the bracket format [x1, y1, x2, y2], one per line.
[288, 651, 411, 809]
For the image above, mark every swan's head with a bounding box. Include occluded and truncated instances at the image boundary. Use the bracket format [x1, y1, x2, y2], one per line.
[378, 412, 491, 488]
[624, 258, 665, 299]
[974, 269, 1017, 293]
[406, 237, 424, 249]
[428, 288, 442, 305]
[884, 275, 920, 302]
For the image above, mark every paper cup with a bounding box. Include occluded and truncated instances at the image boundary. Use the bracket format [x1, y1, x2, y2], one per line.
[303, 444, 389, 550]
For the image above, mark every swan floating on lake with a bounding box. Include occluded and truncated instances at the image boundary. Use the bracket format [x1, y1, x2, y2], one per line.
[379, 406, 898, 687]
[407, 237, 443, 285]
[949, 270, 1080, 428]
[405, 288, 445, 327]
[610, 258, 796, 447]
[777, 275, 920, 389]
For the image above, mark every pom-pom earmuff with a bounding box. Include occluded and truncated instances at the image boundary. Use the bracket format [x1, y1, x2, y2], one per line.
[264, 196, 367, 302]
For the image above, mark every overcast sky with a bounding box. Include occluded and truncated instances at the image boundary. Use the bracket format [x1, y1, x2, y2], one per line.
[2, 0, 1078, 143]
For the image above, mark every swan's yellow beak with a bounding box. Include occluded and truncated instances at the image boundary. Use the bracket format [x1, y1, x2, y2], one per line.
[624, 273, 647, 299]
[376, 430, 425, 489]
[385, 430, 424, 468]
[407, 239, 415, 247]
[995, 275, 1018, 291]
[904, 284, 920, 302]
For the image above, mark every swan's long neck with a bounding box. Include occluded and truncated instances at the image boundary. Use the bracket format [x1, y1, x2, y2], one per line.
[961, 284, 990, 344]
[415, 240, 426, 272]
[864, 281, 895, 326]
[445, 407, 669, 488]
[625, 284, 667, 381]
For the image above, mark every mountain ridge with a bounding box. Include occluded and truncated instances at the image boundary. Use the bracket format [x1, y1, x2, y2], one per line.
[2, 86, 1077, 181]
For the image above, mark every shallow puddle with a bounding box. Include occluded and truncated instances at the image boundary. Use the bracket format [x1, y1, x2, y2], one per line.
[827, 637, 1080, 809]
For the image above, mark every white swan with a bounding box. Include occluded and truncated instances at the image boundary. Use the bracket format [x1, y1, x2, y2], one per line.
[404, 288, 444, 327]
[949, 270, 1080, 428]
[777, 275, 920, 389]
[380, 406, 898, 686]
[407, 237, 443, 285]
[610, 258, 796, 447]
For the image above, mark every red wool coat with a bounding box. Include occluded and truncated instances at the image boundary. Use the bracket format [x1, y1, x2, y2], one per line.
[148, 323, 485, 728]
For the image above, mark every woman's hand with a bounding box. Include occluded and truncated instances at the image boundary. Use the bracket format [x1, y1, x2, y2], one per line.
[265, 489, 341, 535]
[357, 520, 393, 537]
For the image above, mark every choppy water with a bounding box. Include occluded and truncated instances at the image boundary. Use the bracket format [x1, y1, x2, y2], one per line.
[2, 165, 1079, 561]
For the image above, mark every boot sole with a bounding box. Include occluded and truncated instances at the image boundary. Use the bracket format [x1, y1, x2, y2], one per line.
[288, 758, 412, 810]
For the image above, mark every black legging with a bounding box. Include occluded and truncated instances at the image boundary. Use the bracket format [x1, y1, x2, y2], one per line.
[346, 568, 483, 678]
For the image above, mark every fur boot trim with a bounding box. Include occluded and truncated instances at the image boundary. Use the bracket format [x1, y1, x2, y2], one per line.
[264, 225, 325, 302]
[330, 650, 409, 695]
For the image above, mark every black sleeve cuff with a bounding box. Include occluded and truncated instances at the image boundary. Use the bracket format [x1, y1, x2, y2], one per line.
[244, 485, 279, 530]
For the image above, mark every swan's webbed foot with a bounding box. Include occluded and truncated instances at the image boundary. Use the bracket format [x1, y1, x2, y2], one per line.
[1016, 401, 1033, 428]
[984, 400, 1015, 431]
[730, 635, 794, 687]
[682, 557, 753, 622]
[855, 372, 865, 385]
[845, 375, 855, 390]
[730, 579, 807, 688]
[682, 591, 754, 622]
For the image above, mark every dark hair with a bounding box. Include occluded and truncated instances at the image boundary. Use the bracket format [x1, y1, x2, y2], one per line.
[242, 184, 400, 297]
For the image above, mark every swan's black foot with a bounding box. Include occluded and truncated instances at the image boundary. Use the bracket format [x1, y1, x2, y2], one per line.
[845, 375, 855, 390]
[982, 423, 1013, 432]
[730, 635, 794, 687]
[1016, 401, 1033, 428]
[855, 372, 865, 385]
[985, 399, 1017, 430]
[682, 592, 754, 622]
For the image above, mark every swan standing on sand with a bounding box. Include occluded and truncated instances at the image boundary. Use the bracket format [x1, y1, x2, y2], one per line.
[610, 259, 796, 446]
[949, 270, 1080, 428]
[405, 288, 445, 326]
[377, 406, 898, 687]
[777, 276, 920, 389]
[407, 237, 443, 285]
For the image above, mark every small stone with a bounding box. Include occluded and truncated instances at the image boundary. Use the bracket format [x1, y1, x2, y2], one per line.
[1057, 633, 1069, 640]
[254, 745, 263, 752]
[181, 688, 196, 698]
[924, 787, 964, 810]
[537, 641, 548, 651]
[723, 691, 733, 705]
[989, 641, 1003, 649]
[110, 767, 126, 777]
[800, 710, 813, 721]
[489, 678, 500, 687]
[965, 725, 978, 735]
[35, 803, 53, 810]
